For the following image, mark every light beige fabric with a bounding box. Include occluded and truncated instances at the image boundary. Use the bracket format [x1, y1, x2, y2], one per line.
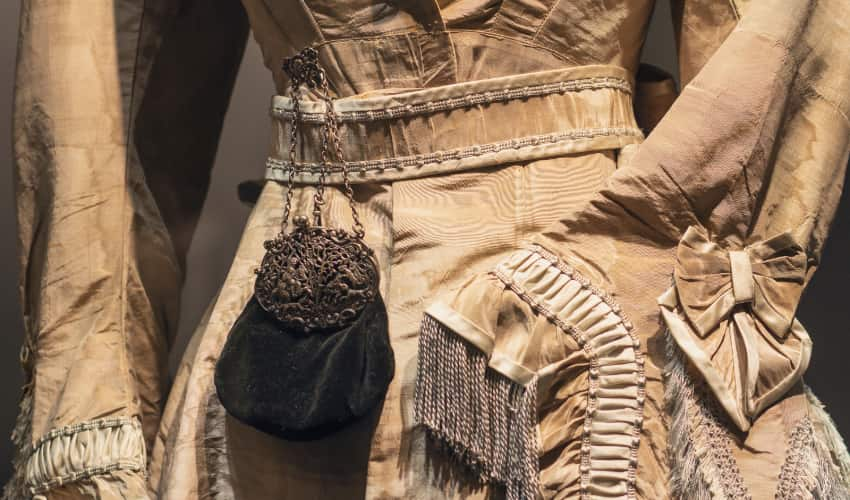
[434, 246, 646, 498]
[659, 226, 813, 432]
[153, 153, 621, 499]
[8, 0, 850, 498]
[26, 418, 146, 497]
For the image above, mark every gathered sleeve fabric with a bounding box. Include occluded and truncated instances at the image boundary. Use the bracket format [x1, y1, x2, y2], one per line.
[9, 0, 249, 498]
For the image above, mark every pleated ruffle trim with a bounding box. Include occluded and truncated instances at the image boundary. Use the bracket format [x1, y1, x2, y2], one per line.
[2, 414, 147, 499]
[415, 245, 645, 499]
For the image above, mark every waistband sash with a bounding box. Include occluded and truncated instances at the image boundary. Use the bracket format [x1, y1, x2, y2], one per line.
[265, 65, 642, 184]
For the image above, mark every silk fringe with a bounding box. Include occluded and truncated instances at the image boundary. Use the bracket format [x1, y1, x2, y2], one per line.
[664, 331, 720, 500]
[414, 314, 539, 500]
[3, 346, 34, 500]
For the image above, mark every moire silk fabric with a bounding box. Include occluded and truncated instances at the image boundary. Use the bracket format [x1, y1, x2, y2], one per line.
[660, 226, 812, 432]
[9, 0, 850, 498]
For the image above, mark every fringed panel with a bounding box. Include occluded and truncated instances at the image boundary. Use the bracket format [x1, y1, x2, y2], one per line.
[3, 341, 36, 500]
[774, 390, 850, 500]
[664, 331, 750, 500]
[805, 386, 850, 493]
[417, 246, 645, 499]
[415, 314, 539, 500]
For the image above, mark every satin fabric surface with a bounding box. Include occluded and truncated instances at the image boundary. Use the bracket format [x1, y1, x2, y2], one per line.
[8, 0, 850, 499]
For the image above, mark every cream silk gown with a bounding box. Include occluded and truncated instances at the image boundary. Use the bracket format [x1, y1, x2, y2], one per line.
[8, 0, 850, 498]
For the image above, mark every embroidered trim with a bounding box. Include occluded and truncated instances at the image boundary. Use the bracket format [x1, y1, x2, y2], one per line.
[664, 330, 750, 500]
[777, 418, 815, 499]
[25, 417, 146, 495]
[271, 77, 632, 123]
[266, 127, 643, 174]
[699, 404, 750, 499]
[492, 245, 645, 499]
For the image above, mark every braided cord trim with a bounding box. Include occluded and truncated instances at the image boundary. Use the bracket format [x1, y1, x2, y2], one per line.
[271, 77, 632, 124]
[267, 126, 643, 175]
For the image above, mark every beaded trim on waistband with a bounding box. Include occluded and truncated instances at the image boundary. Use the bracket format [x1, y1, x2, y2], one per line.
[271, 76, 631, 123]
[265, 65, 642, 184]
[266, 126, 643, 175]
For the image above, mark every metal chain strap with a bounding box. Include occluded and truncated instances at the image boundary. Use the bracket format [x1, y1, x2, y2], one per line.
[281, 47, 364, 238]
[280, 84, 299, 229]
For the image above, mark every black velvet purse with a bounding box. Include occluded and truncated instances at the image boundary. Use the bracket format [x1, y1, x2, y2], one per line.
[214, 294, 393, 441]
[214, 47, 394, 441]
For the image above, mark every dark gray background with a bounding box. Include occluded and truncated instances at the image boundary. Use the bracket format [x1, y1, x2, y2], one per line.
[0, 1, 846, 483]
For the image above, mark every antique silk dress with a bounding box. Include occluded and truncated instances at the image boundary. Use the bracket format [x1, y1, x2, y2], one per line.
[8, 0, 850, 498]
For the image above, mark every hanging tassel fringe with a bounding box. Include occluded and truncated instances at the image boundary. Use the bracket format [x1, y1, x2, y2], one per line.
[666, 327, 850, 500]
[772, 386, 850, 499]
[805, 386, 850, 490]
[414, 314, 538, 500]
[663, 331, 717, 500]
[3, 343, 35, 500]
[775, 415, 850, 500]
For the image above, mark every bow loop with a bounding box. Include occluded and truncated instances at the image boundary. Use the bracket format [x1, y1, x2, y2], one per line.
[674, 226, 806, 340]
[661, 225, 811, 432]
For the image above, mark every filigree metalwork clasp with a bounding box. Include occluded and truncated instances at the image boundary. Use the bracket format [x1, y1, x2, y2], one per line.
[256, 47, 379, 334]
[255, 216, 379, 334]
[282, 47, 324, 89]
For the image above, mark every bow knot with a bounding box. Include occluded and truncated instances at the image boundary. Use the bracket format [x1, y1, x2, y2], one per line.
[660, 226, 812, 432]
[675, 226, 806, 341]
[728, 250, 754, 304]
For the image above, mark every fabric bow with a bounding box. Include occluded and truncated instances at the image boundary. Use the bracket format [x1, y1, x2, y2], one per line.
[659, 226, 812, 431]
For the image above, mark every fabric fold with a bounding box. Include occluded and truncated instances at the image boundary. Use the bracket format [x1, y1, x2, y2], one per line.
[659, 226, 812, 431]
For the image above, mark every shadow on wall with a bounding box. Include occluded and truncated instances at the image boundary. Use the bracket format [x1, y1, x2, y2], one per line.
[0, 0, 847, 487]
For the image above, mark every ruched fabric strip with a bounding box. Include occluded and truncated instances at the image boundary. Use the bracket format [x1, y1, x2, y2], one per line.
[419, 244, 645, 499]
[25, 417, 146, 495]
[491, 247, 645, 500]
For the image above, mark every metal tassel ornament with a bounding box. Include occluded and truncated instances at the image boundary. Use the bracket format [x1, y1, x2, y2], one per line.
[214, 47, 394, 441]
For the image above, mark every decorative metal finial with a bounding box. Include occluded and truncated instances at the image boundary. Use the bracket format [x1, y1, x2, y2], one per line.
[282, 47, 324, 89]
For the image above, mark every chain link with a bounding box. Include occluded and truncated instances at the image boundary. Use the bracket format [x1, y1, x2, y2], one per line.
[282, 47, 364, 239]
[280, 83, 300, 231]
[321, 82, 365, 238]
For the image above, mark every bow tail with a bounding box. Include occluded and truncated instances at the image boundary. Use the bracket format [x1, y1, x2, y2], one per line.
[731, 310, 761, 420]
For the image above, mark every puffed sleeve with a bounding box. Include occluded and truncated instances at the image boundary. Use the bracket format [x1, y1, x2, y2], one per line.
[414, 0, 850, 498]
[8, 0, 249, 498]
